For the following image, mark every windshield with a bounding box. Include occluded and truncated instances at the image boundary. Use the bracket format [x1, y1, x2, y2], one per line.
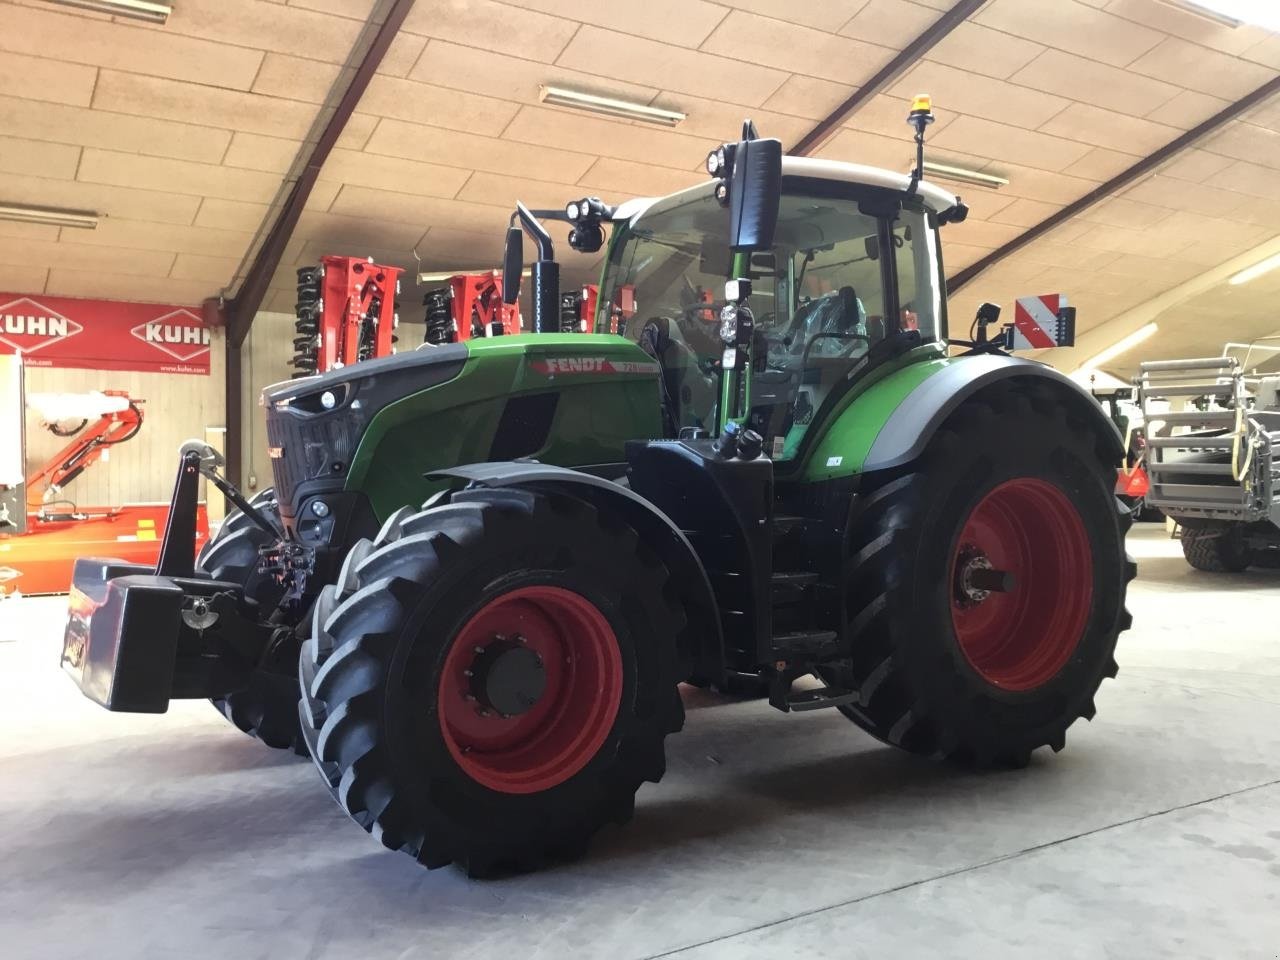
[600, 183, 944, 459]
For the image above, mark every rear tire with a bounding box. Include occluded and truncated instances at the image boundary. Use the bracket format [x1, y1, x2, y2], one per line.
[298, 490, 685, 874]
[198, 489, 305, 755]
[1181, 525, 1250, 572]
[826, 381, 1135, 766]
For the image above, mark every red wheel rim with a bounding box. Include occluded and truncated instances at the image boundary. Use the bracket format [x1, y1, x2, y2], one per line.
[438, 585, 622, 794]
[949, 478, 1092, 692]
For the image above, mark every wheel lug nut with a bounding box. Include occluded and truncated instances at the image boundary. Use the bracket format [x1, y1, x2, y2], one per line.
[463, 669, 473, 677]
[477, 708, 491, 717]
[473, 645, 485, 654]
[464, 693, 476, 701]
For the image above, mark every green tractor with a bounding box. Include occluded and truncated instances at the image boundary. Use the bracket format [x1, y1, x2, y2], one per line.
[61, 102, 1134, 875]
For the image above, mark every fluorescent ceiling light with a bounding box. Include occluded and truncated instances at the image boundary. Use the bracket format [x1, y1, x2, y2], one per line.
[1228, 251, 1280, 285]
[539, 86, 685, 127]
[1076, 323, 1159, 372]
[0, 203, 99, 230]
[920, 160, 1008, 190]
[1157, 0, 1280, 29]
[45, 0, 171, 23]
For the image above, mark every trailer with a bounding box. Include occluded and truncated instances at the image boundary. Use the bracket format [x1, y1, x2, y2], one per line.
[1137, 352, 1280, 571]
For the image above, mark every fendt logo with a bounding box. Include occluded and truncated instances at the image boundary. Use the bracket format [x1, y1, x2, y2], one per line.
[530, 357, 660, 375]
[129, 309, 211, 362]
[0, 298, 84, 354]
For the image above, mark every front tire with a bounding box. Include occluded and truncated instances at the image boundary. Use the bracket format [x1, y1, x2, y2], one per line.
[197, 489, 305, 754]
[827, 381, 1136, 766]
[298, 490, 685, 874]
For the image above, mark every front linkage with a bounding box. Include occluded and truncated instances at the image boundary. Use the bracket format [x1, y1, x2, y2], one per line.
[61, 442, 299, 714]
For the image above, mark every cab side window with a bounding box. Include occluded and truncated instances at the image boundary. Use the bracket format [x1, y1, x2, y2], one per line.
[797, 229, 888, 349]
[891, 209, 942, 341]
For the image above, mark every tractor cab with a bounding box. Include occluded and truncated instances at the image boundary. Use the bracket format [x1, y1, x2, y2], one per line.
[598, 161, 963, 460]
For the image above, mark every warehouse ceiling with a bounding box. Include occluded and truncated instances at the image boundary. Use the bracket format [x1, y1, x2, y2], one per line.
[0, 0, 1278, 373]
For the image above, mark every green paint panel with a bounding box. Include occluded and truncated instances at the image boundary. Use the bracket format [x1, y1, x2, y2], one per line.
[796, 345, 953, 482]
[347, 334, 663, 521]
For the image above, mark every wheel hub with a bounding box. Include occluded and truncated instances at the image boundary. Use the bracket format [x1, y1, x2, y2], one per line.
[949, 478, 1093, 692]
[438, 585, 623, 794]
[954, 547, 1016, 605]
[467, 636, 546, 718]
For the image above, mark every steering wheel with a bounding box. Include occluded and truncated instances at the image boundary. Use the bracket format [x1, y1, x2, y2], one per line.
[800, 332, 870, 371]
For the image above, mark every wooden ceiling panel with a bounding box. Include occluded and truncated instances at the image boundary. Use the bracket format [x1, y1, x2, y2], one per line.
[1128, 35, 1277, 98]
[930, 116, 1095, 172]
[401, 0, 578, 61]
[559, 25, 789, 104]
[2, 50, 98, 107]
[712, 0, 871, 32]
[0, 4, 264, 89]
[888, 61, 1072, 128]
[1144, 88, 1231, 128]
[700, 11, 888, 87]
[408, 38, 659, 106]
[925, 20, 1046, 79]
[363, 119, 596, 182]
[1039, 102, 1182, 154]
[1010, 49, 1181, 115]
[975, 0, 1165, 67]
[838, 0, 943, 49]
[501, 0, 729, 47]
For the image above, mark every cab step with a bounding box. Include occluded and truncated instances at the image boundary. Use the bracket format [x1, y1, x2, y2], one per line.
[786, 685, 859, 712]
[771, 569, 818, 600]
[770, 629, 839, 659]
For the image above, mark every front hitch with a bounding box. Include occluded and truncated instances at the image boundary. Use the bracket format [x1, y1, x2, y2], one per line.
[60, 444, 278, 713]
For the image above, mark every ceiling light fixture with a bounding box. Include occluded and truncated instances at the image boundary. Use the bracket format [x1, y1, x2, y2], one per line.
[1157, 0, 1280, 30]
[0, 203, 100, 230]
[1075, 323, 1159, 372]
[539, 86, 685, 127]
[919, 160, 1009, 190]
[1228, 251, 1280, 285]
[46, 0, 172, 23]
[1156, 0, 1241, 26]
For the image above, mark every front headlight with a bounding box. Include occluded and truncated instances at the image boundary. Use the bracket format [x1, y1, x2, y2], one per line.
[706, 147, 725, 176]
[718, 303, 739, 343]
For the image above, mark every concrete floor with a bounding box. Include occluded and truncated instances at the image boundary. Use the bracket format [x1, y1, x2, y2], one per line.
[2, 524, 1278, 960]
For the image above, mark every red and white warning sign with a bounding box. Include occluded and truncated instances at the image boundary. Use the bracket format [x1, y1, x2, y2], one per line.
[1010, 294, 1075, 350]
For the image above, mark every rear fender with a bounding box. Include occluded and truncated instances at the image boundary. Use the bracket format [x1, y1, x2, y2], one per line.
[803, 354, 1124, 482]
[432, 462, 722, 681]
[861, 354, 1124, 472]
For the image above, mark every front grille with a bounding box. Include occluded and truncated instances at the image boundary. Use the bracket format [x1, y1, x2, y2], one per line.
[264, 405, 363, 515]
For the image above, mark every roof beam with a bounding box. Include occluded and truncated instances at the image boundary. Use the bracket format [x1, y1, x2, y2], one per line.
[947, 75, 1280, 295]
[788, 0, 985, 157]
[214, 0, 416, 347]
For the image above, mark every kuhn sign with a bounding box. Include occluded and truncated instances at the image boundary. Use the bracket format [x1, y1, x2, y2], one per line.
[130, 310, 211, 362]
[0, 294, 210, 375]
[0, 299, 84, 355]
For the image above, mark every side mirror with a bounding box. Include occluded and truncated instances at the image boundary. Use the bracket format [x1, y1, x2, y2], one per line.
[728, 136, 782, 253]
[864, 236, 880, 261]
[502, 226, 523, 304]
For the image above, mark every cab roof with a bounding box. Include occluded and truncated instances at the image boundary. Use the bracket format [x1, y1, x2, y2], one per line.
[612, 155, 961, 222]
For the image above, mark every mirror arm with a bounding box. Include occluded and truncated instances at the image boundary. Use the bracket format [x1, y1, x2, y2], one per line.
[516, 201, 555, 262]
